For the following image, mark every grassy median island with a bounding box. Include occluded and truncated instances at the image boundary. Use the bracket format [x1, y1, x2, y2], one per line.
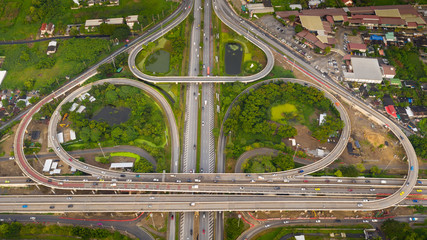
[135, 17, 189, 76]
[224, 82, 343, 172]
[218, 22, 267, 76]
[61, 83, 169, 172]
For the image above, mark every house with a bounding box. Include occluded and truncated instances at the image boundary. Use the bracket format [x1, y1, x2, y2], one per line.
[421, 83, 427, 91]
[343, 57, 383, 83]
[246, 3, 274, 14]
[85, 19, 104, 31]
[319, 113, 327, 125]
[0, 70, 6, 87]
[40, 23, 47, 35]
[385, 105, 397, 118]
[289, 4, 302, 10]
[410, 106, 427, 118]
[46, 23, 55, 35]
[389, 78, 401, 87]
[403, 80, 416, 88]
[105, 17, 124, 25]
[381, 64, 396, 78]
[341, 0, 353, 6]
[125, 15, 139, 29]
[348, 43, 367, 52]
[308, 0, 322, 8]
[46, 41, 57, 55]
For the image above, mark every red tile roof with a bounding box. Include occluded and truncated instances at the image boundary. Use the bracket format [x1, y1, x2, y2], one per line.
[348, 42, 367, 50]
[328, 38, 337, 45]
[351, 15, 380, 20]
[326, 15, 334, 24]
[276, 11, 300, 18]
[40, 23, 47, 31]
[379, 17, 406, 25]
[300, 8, 346, 16]
[314, 40, 327, 49]
[381, 64, 396, 75]
[407, 22, 417, 28]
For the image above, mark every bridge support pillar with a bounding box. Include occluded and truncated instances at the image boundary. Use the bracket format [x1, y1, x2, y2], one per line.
[51, 189, 56, 194]
[92, 190, 95, 194]
[304, 210, 307, 213]
[329, 210, 332, 213]
[35, 185, 40, 190]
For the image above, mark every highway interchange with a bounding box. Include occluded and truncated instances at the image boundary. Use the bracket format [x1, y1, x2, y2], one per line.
[3, 0, 423, 239]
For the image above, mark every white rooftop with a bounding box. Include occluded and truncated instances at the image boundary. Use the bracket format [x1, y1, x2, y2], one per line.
[69, 103, 79, 112]
[126, 15, 139, 22]
[57, 132, 64, 143]
[70, 129, 76, 140]
[0, 70, 7, 87]
[319, 113, 327, 125]
[110, 162, 134, 168]
[106, 18, 124, 25]
[76, 105, 86, 113]
[48, 41, 57, 47]
[79, 92, 90, 101]
[43, 159, 53, 172]
[344, 57, 383, 83]
[85, 19, 104, 27]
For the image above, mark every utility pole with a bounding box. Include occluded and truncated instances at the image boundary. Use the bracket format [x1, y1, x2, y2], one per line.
[98, 142, 106, 158]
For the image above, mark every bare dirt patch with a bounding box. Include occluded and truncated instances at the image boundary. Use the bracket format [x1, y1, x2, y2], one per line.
[0, 160, 24, 176]
[138, 212, 167, 238]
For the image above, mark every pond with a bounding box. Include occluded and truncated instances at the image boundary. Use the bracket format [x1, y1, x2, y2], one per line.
[144, 49, 170, 73]
[92, 106, 131, 125]
[224, 43, 243, 75]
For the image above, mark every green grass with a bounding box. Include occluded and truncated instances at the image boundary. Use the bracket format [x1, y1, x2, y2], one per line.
[0, 0, 178, 41]
[110, 152, 140, 162]
[271, 103, 297, 122]
[218, 22, 267, 76]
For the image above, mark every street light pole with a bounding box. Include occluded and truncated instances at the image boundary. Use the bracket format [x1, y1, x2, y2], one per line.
[98, 142, 106, 158]
[292, 144, 300, 162]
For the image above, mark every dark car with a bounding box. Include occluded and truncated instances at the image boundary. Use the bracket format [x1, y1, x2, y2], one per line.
[49, 206, 55, 209]
[365, 180, 371, 183]
[93, 182, 98, 186]
[120, 174, 125, 178]
[68, 204, 73, 208]
[26, 179, 33, 183]
[48, 179, 52, 183]
[274, 186, 280, 190]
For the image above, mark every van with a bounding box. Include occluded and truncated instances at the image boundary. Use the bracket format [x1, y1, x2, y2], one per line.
[192, 185, 199, 189]
[195, 179, 201, 183]
[380, 180, 387, 184]
[190, 202, 196, 206]
[258, 176, 265, 180]
[110, 183, 117, 187]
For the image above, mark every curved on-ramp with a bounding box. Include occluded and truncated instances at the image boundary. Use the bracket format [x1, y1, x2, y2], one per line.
[127, 0, 274, 83]
[218, 78, 351, 177]
[14, 78, 179, 187]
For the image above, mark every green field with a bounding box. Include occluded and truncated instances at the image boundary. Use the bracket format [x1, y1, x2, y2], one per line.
[0, 38, 119, 91]
[271, 103, 297, 122]
[0, 0, 178, 41]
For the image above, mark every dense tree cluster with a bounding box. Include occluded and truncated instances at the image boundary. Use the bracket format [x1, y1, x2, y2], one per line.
[133, 158, 154, 173]
[386, 43, 427, 81]
[409, 135, 427, 159]
[0, 222, 133, 239]
[26, 0, 72, 23]
[62, 38, 110, 66]
[381, 219, 427, 240]
[64, 83, 166, 146]
[32, 99, 60, 120]
[311, 115, 344, 143]
[164, 25, 186, 72]
[225, 82, 341, 141]
[99, 24, 131, 41]
[242, 152, 294, 173]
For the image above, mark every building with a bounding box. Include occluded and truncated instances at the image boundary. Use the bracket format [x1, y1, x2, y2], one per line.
[421, 83, 427, 91]
[385, 105, 397, 118]
[403, 80, 416, 88]
[411, 106, 427, 118]
[380, 64, 396, 78]
[341, 0, 353, 6]
[76, 105, 86, 113]
[246, 3, 274, 14]
[57, 132, 64, 143]
[289, 4, 302, 10]
[69, 103, 79, 112]
[125, 15, 139, 29]
[46, 41, 57, 55]
[110, 162, 134, 169]
[0, 70, 6, 87]
[389, 78, 402, 87]
[43, 159, 53, 172]
[343, 57, 383, 83]
[347, 43, 367, 52]
[46, 23, 55, 35]
[85, 19, 104, 31]
[40, 23, 47, 35]
[70, 130, 76, 141]
[105, 17, 124, 25]
[319, 113, 327, 125]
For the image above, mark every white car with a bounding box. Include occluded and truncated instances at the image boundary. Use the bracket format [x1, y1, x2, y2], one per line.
[283, 221, 289, 224]
[362, 199, 368, 202]
[301, 188, 306, 191]
[337, 179, 342, 182]
[363, 220, 369, 223]
[153, 178, 159, 182]
[372, 219, 378, 222]
[315, 220, 321, 223]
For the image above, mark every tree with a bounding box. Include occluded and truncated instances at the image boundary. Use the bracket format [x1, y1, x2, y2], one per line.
[133, 159, 154, 173]
[356, 163, 365, 173]
[334, 169, 343, 177]
[79, 127, 91, 142]
[288, 15, 296, 22]
[381, 219, 412, 240]
[111, 25, 131, 41]
[16, 100, 26, 109]
[1, 99, 8, 107]
[370, 165, 382, 176]
[408, 135, 427, 159]
[324, 46, 331, 55]
[90, 128, 102, 142]
[295, 24, 303, 33]
[69, 27, 79, 36]
[276, 124, 297, 138]
[98, 63, 115, 76]
[339, 165, 359, 177]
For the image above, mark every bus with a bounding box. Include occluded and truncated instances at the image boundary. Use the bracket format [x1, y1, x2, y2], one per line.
[207, 67, 210, 76]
